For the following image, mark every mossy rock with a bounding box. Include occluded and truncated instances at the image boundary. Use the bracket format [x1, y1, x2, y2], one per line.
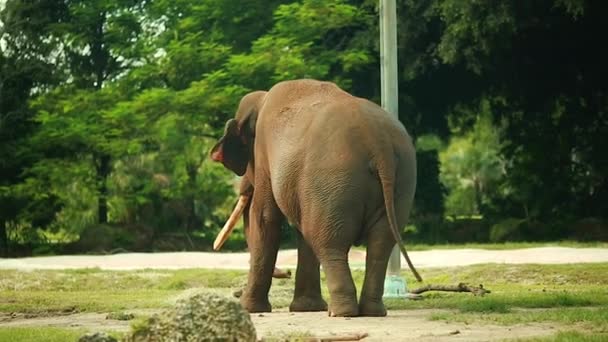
[78, 332, 118, 342]
[126, 292, 256, 342]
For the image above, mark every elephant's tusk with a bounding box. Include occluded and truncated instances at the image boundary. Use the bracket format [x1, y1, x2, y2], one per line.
[213, 195, 250, 251]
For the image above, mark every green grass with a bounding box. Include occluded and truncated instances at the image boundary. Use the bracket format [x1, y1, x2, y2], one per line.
[1, 263, 607, 314]
[369, 263, 608, 312]
[1, 263, 607, 341]
[0, 289, 176, 313]
[0, 268, 249, 314]
[403, 241, 608, 251]
[0, 268, 248, 292]
[0, 327, 89, 342]
[512, 331, 608, 342]
[431, 307, 608, 332]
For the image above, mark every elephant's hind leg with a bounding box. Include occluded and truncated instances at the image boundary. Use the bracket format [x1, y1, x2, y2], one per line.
[314, 244, 359, 317]
[359, 217, 394, 316]
[300, 184, 362, 316]
[290, 232, 327, 312]
[304, 228, 359, 317]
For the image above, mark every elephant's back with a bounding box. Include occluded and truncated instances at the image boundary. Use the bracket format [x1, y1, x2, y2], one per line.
[267, 116, 374, 229]
[261, 79, 415, 229]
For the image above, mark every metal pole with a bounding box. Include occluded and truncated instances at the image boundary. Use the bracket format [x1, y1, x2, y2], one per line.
[380, 0, 407, 298]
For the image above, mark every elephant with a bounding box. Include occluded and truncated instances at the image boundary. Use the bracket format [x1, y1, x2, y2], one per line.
[217, 177, 292, 279]
[210, 79, 421, 317]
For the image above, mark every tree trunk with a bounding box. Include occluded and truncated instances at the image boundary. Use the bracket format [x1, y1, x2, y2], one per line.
[88, 11, 110, 224]
[473, 178, 483, 214]
[0, 220, 8, 257]
[92, 11, 107, 90]
[184, 163, 198, 249]
[96, 153, 111, 224]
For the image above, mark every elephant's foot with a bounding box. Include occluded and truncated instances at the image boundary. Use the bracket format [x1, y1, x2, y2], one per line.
[327, 301, 359, 317]
[240, 294, 272, 313]
[289, 295, 328, 312]
[358, 298, 387, 317]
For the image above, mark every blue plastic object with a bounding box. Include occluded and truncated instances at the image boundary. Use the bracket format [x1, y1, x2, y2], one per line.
[382, 274, 408, 298]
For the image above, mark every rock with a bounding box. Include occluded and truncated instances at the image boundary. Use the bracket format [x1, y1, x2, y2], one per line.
[105, 312, 135, 321]
[78, 332, 118, 342]
[126, 292, 256, 342]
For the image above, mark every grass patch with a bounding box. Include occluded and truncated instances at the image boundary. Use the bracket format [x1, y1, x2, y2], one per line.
[155, 269, 247, 290]
[385, 287, 607, 310]
[0, 289, 177, 313]
[362, 263, 608, 312]
[0, 268, 250, 314]
[1, 264, 607, 314]
[402, 241, 608, 251]
[0, 262, 607, 338]
[456, 299, 511, 313]
[0, 327, 88, 342]
[1, 261, 607, 341]
[431, 307, 608, 332]
[0, 268, 248, 292]
[513, 330, 608, 342]
[432, 306, 608, 326]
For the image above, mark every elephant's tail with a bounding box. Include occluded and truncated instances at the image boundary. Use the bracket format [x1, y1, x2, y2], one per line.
[376, 149, 423, 282]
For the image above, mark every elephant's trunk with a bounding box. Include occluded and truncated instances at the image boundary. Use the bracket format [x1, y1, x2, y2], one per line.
[213, 195, 250, 251]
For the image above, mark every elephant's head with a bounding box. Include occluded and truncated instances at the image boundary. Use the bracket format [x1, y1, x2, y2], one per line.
[210, 91, 266, 176]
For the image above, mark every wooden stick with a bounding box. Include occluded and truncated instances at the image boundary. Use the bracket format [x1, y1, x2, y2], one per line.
[272, 268, 292, 279]
[292, 333, 368, 342]
[409, 283, 490, 296]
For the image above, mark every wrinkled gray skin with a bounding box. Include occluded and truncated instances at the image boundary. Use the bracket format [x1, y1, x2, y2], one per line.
[238, 177, 293, 280]
[211, 79, 418, 317]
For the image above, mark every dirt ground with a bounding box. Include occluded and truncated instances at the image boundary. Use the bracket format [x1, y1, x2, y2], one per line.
[0, 309, 560, 341]
[251, 309, 560, 341]
[2, 247, 607, 341]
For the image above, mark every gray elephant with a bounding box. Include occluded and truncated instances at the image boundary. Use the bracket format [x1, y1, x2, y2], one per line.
[210, 79, 421, 317]
[212, 177, 292, 279]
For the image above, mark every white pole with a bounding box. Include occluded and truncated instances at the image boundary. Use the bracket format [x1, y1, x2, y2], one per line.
[380, 0, 407, 298]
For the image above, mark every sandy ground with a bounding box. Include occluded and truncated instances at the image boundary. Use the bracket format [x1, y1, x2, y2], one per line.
[0, 309, 561, 341]
[2, 247, 606, 341]
[1, 247, 608, 271]
[251, 309, 559, 341]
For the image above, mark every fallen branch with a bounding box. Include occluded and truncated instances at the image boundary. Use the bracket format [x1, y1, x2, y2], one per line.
[273, 268, 292, 279]
[409, 283, 490, 296]
[260, 333, 368, 342]
[303, 333, 369, 342]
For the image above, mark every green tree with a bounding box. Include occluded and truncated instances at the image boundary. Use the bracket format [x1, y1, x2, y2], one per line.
[440, 99, 505, 216]
[104, 74, 245, 246]
[24, 0, 149, 225]
[4, 0, 606, 252]
[0, 0, 67, 255]
[397, 0, 608, 222]
[225, 0, 374, 92]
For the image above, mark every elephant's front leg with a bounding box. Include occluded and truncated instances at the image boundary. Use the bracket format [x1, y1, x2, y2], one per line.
[240, 182, 283, 313]
[289, 232, 328, 312]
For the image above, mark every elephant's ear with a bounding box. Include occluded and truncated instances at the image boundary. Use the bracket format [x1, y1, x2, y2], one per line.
[210, 119, 249, 176]
[210, 91, 265, 176]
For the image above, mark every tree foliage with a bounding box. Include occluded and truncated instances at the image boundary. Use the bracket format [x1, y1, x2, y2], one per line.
[440, 99, 505, 216]
[1, 0, 606, 255]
